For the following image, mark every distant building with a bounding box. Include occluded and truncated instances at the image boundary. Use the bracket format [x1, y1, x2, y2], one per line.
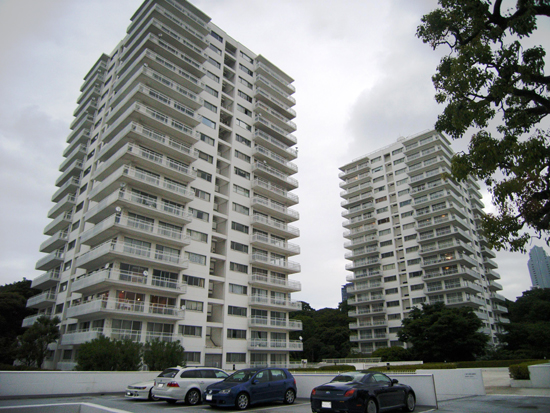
[528, 246, 550, 289]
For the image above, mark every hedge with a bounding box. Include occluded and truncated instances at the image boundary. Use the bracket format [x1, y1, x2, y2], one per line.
[509, 360, 548, 380]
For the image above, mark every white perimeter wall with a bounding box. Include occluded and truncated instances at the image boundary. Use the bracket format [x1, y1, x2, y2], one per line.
[417, 368, 485, 400]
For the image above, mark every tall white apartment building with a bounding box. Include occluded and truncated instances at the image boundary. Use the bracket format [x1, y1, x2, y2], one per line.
[340, 131, 509, 354]
[26, 0, 301, 370]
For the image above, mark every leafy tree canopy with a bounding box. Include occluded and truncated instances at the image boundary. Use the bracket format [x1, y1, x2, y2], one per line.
[76, 336, 142, 371]
[418, 0, 550, 251]
[143, 339, 185, 371]
[497, 289, 550, 358]
[398, 302, 489, 362]
[372, 346, 413, 362]
[15, 316, 60, 368]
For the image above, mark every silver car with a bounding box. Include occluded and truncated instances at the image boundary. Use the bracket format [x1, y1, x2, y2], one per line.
[152, 366, 229, 405]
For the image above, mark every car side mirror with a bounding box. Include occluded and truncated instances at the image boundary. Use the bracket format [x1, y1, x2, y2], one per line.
[391, 379, 399, 385]
[252, 379, 259, 385]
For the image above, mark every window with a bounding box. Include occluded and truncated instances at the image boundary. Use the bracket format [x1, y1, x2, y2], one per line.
[231, 221, 249, 234]
[412, 297, 427, 304]
[202, 116, 216, 129]
[233, 184, 250, 197]
[371, 156, 381, 163]
[240, 51, 253, 63]
[407, 258, 421, 265]
[403, 222, 415, 230]
[198, 150, 214, 164]
[182, 300, 203, 312]
[239, 76, 253, 88]
[375, 196, 387, 204]
[180, 325, 202, 337]
[183, 275, 205, 288]
[380, 240, 392, 247]
[385, 288, 398, 294]
[238, 90, 252, 103]
[207, 56, 221, 69]
[229, 283, 248, 294]
[227, 329, 247, 339]
[236, 118, 251, 131]
[376, 206, 388, 214]
[196, 169, 212, 182]
[388, 313, 401, 320]
[379, 229, 391, 236]
[230, 262, 248, 273]
[387, 301, 400, 308]
[392, 148, 403, 155]
[373, 176, 384, 183]
[192, 187, 211, 202]
[239, 63, 253, 76]
[372, 166, 383, 173]
[210, 31, 223, 42]
[204, 85, 219, 97]
[401, 211, 414, 218]
[235, 150, 251, 163]
[189, 207, 209, 222]
[236, 134, 251, 147]
[75, 202, 84, 212]
[396, 178, 408, 186]
[409, 271, 423, 278]
[399, 199, 412, 207]
[184, 352, 201, 363]
[374, 186, 385, 193]
[228, 306, 247, 316]
[231, 241, 249, 253]
[71, 221, 80, 231]
[383, 263, 395, 271]
[378, 218, 390, 225]
[186, 252, 207, 266]
[233, 202, 249, 215]
[234, 167, 250, 180]
[226, 353, 246, 363]
[395, 167, 407, 175]
[204, 101, 217, 113]
[209, 43, 222, 55]
[381, 251, 394, 259]
[187, 229, 208, 243]
[404, 234, 417, 241]
[200, 133, 215, 146]
[406, 246, 419, 253]
[411, 284, 424, 291]
[393, 158, 405, 165]
[384, 276, 397, 282]
[206, 71, 220, 83]
[237, 104, 252, 116]
[398, 189, 410, 196]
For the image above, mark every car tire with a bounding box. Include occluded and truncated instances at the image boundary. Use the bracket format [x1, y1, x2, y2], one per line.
[186, 389, 201, 405]
[166, 399, 177, 404]
[283, 389, 296, 404]
[148, 389, 160, 401]
[366, 398, 379, 413]
[402, 392, 416, 412]
[236, 392, 250, 410]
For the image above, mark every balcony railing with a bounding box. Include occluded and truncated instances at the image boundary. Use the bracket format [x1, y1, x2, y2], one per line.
[248, 339, 303, 350]
[249, 295, 302, 310]
[250, 273, 301, 291]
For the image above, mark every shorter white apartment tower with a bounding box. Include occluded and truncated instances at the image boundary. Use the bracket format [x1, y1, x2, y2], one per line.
[340, 130, 509, 354]
[26, 0, 301, 370]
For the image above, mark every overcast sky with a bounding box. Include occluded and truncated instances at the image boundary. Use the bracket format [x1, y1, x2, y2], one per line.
[0, 0, 545, 309]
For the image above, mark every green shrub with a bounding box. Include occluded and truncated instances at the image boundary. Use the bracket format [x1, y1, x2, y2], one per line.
[366, 362, 457, 372]
[509, 360, 549, 380]
[457, 360, 537, 368]
[318, 364, 356, 371]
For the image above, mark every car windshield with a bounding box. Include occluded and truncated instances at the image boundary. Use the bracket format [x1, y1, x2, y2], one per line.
[158, 368, 179, 378]
[225, 370, 258, 383]
[330, 373, 366, 383]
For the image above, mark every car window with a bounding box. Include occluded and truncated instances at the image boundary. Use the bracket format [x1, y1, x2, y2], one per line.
[215, 370, 229, 378]
[226, 370, 257, 382]
[361, 374, 374, 384]
[201, 370, 216, 378]
[330, 373, 363, 383]
[255, 370, 269, 383]
[269, 369, 286, 382]
[180, 370, 200, 378]
[158, 368, 179, 378]
[373, 374, 391, 383]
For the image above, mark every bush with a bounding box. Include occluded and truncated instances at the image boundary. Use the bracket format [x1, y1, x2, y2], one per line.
[509, 360, 548, 380]
[457, 360, 538, 368]
[372, 347, 412, 362]
[366, 362, 457, 372]
[318, 364, 355, 372]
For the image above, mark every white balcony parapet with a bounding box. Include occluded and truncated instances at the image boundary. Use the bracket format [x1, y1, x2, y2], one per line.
[255, 61, 295, 93]
[249, 316, 302, 330]
[66, 297, 184, 319]
[249, 294, 302, 310]
[27, 291, 57, 307]
[248, 339, 303, 350]
[251, 234, 300, 254]
[252, 214, 300, 236]
[254, 145, 298, 172]
[252, 179, 299, 203]
[254, 129, 297, 157]
[250, 273, 301, 291]
[253, 161, 298, 188]
[251, 197, 299, 220]
[251, 253, 301, 273]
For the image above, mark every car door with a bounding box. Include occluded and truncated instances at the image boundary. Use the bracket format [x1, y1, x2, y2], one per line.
[250, 369, 271, 403]
[372, 373, 402, 408]
[268, 369, 287, 400]
[200, 369, 228, 390]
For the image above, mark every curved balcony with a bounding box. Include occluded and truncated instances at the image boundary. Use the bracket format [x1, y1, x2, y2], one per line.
[31, 269, 60, 290]
[252, 162, 298, 190]
[72, 268, 186, 296]
[250, 254, 300, 274]
[251, 214, 299, 239]
[253, 145, 297, 175]
[341, 192, 374, 209]
[251, 179, 298, 206]
[44, 211, 72, 236]
[249, 295, 302, 311]
[26, 291, 57, 309]
[343, 212, 375, 229]
[250, 234, 300, 256]
[47, 193, 76, 220]
[253, 129, 297, 161]
[248, 317, 302, 331]
[39, 230, 69, 254]
[251, 197, 299, 222]
[35, 250, 64, 272]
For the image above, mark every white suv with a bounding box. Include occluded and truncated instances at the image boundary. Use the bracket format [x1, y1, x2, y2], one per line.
[152, 366, 228, 405]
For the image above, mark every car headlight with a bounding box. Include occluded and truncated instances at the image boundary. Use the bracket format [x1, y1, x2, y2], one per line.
[220, 389, 232, 394]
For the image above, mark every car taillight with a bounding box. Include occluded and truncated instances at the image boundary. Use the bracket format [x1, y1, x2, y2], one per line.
[167, 382, 179, 387]
[311, 389, 316, 396]
[344, 389, 356, 397]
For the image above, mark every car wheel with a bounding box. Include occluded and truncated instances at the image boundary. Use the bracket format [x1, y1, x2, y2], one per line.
[402, 392, 416, 412]
[186, 389, 201, 405]
[236, 392, 250, 410]
[366, 398, 379, 413]
[283, 389, 295, 404]
[166, 399, 177, 404]
[148, 389, 160, 401]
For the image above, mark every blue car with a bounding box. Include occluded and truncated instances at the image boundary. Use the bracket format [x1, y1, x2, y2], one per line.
[204, 367, 297, 410]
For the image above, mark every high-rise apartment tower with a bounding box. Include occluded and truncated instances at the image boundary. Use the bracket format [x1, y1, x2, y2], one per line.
[339, 131, 508, 354]
[528, 246, 550, 289]
[26, 0, 301, 370]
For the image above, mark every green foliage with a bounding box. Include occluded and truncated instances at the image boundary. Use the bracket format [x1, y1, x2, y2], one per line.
[366, 362, 457, 372]
[398, 302, 489, 362]
[76, 336, 142, 371]
[372, 347, 413, 362]
[318, 365, 356, 371]
[290, 301, 353, 362]
[497, 289, 550, 358]
[509, 360, 549, 380]
[15, 316, 60, 368]
[418, 0, 550, 251]
[456, 359, 538, 368]
[143, 339, 185, 371]
[0, 279, 40, 365]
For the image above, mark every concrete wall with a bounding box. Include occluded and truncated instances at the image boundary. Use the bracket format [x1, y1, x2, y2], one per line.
[417, 368, 485, 400]
[0, 403, 128, 413]
[529, 363, 550, 388]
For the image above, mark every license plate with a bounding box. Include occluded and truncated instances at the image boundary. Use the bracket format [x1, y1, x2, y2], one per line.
[322, 401, 331, 408]
[206, 394, 212, 401]
[157, 383, 164, 388]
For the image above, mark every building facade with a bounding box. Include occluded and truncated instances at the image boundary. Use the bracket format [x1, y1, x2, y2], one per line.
[528, 246, 550, 289]
[26, 0, 301, 370]
[339, 131, 509, 354]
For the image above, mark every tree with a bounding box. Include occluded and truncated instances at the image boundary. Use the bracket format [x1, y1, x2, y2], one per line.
[398, 302, 489, 362]
[15, 316, 60, 368]
[418, 0, 550, 251]
[497, 289, 550, 358]
[76, 336, 142, 371]
[372, 346, 413, 362]
[143, 339, 185, 371]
